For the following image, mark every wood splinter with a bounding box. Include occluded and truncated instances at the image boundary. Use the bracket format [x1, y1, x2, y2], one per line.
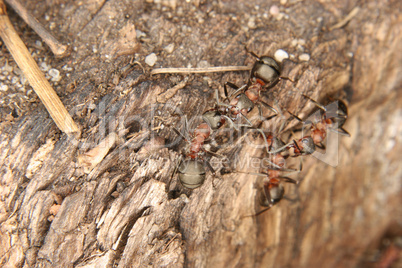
[0, 0, 80, 136]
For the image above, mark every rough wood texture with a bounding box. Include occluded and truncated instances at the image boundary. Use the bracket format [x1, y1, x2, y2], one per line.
[0, 0, 401, 267]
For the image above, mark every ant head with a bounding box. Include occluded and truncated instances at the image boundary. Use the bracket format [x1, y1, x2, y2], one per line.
[250, 56, 281, 86]
[178, 159, 206, 189]
[301, 136, 316, 154]
[202, 109, 225, 130]
[234, 93, 254, 113]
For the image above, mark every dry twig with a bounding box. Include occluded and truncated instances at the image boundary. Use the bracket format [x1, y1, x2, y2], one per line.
[4, 0, 68, 57]
[329, 7, 360, 31]
[150, 65, 251, 75]
[0, 0, 79, 136]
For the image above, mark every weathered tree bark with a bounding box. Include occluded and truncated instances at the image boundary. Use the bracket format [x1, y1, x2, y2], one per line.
[0, 0, 401, 267]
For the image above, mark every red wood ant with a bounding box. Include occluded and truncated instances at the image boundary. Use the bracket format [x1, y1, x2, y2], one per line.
[243, 130, 299, 213]
[287, 94, 350, 153]
[238, 115, 301, 213]
[172, 111, 227, 189]
[213, 51, 293, 129]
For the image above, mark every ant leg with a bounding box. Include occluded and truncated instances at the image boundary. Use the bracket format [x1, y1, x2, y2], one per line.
[205, 160, 216, 176]
[299, 156, 303, 172]
[263, 78, 280, 90]
[287, 110, 303, 122]
[224, 81, 238, 98]
[277, 176, 298, 184]
[225, 82, 247, 99]
[254, 128, 273, 154]
[268, 163, 300, 174]
[279, 76, 295, 83]
[172, 127, 188, 142]
[330, 127, 351, 137]
[245, 47, 261, 60]
[239, 113, 253, 127]
[204, 160, 218, 188]
[316, 142, 326, 150]
[257, 103, 277, 122]
[302, 94, 326, 112]
[241, 207, 271, 218]
[259, 100, 278, 115]
[266, 141, 294, 154]
[167, 155, 182, 191]
[287, 110, 313, 132]
[203, 148, 224, 158]
[222, 114, 252, 131]
[282, 196, 300, 203]
[215, 88, 232, 108]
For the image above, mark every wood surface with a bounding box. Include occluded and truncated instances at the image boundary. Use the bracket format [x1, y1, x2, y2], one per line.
[0, 0, 401, 267]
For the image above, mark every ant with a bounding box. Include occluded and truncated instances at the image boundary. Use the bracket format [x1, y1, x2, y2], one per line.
[171, 112, 226, 189]
[287, 94, 350, 153]
[241, 130, 299, 214]
[213, 51, 294, 129]
[239, 115, 301, 214]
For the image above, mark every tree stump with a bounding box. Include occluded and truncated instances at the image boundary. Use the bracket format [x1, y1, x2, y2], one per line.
[0, 0, 401, 267]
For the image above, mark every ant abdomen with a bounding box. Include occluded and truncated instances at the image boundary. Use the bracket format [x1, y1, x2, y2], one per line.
[250, 56, 281, 87]
[178, 159, 206, 189]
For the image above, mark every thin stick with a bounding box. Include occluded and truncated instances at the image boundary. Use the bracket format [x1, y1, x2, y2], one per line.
[150, 66, 251, 75]
[329, 7, 360, 31]
[0, 1, 80, 136]
[4, 0, 68, 57]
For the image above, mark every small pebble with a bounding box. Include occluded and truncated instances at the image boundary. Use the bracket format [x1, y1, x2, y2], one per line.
[299, 53, 310, 62]
[197, 60, 210, 68]
[49, 22, 56, 30]
[11, 77, 19, 84]
[136, 30, 146, 39]
[40, 62, 50, 72]
[274, 49, 289, 63]
[48, 68, 61, 82]
[2, 62, 13, 73]
[62, 65, 73, 72]
[164, 43, 175, 54]
[35, 40, 43, 47]
[145, 53, 157, 67]
[269, 5, 280, 16]
[0, 84, 8, 92]
[247, 17, 256, 29]
[275, 13, 284, 21]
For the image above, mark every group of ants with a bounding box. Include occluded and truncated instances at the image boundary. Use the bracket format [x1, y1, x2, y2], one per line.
[164, 51, 350, 214]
